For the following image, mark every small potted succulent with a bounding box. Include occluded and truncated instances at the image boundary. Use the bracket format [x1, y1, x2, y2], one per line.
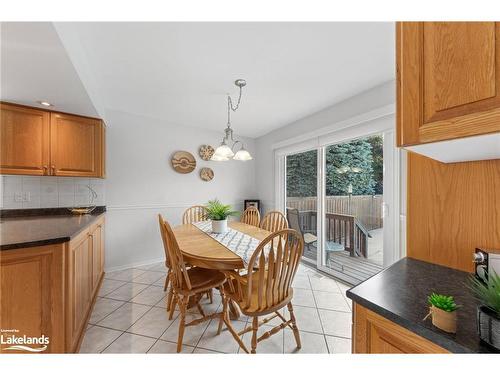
[205, 199, 238, 233]
[425, 293, 460, 333]
[470, 271, 500, 350]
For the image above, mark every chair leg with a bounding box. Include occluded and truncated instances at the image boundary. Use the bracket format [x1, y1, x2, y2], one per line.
[207, 289, 213, 304]
[217, 295, 228, 335]
[251, 316, 258, 354]
[166, 287, 173, 312]
[168, 293, 177, 320]
[287, 302, 301, 349]
[163, 272, 170, 292]
[176, 296, 187, 353]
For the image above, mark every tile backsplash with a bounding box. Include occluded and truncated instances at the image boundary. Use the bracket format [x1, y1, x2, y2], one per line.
[0, 175, 105, 209]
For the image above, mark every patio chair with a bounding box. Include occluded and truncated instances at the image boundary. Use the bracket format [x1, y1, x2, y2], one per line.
[286, 208, 317, 252]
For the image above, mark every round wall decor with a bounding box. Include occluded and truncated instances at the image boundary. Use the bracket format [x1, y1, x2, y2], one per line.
[171, 151, 196, 174]
[200, 167, 214, 181]
[198, 145, 215, 161]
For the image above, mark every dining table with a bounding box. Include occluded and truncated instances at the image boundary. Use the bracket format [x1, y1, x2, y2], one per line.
[172, 220, 272, 319]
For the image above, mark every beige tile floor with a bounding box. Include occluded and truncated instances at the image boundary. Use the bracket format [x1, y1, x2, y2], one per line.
[80, 262, 353, 354]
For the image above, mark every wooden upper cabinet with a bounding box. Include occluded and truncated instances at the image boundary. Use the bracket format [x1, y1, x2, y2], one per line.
[397, 22, 500, 146]
[0, 103, 50, 175]
[0, 103, 105, 178]
[50, 113, 104, 177]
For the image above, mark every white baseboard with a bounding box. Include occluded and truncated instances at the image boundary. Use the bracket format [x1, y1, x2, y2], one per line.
[104, 257, 165, 273]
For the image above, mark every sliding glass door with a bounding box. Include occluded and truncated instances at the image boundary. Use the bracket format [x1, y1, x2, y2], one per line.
[285, 149, 318, 266]
[279, 128, 397, 286]
[319, 134, 384, 285]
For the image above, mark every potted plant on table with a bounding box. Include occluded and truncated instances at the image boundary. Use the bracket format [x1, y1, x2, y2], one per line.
[425, 293, 460, 333]
[470, 271, 500, 351]
[205, 199, 238, 234]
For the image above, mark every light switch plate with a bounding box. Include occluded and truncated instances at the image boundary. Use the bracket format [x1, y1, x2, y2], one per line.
[14, 192, 23, 202]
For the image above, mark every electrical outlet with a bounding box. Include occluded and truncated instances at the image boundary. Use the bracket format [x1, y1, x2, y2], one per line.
[23, 192, 31, 202]
[14, 192, 23, 202]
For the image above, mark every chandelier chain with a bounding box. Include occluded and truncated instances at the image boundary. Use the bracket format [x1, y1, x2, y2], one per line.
[226, 84, 243, 127]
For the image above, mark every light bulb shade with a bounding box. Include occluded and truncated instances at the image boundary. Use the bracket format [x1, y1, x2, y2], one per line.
[233, 148, 253, 161]
[213, 144, 234, 158]
[210, 153, 230, 161]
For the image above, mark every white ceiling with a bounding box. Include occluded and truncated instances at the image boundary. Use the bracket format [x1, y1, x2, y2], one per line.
[0, 22, 98, 117]
[2, 22, 395, 138]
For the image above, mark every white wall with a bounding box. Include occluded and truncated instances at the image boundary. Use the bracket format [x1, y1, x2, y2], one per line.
[254, 81, 396, 210]
[104, 110, 256, 271]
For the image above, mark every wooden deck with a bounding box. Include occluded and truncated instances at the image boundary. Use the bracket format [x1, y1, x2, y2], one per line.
[327, 251, 383, 285]
[302, 229, 384, 285]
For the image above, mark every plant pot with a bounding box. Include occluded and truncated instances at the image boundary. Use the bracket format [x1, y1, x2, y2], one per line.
[477, 305, 500, 351]
[430, 306, 457, 333]
[211, 219, 228, 233]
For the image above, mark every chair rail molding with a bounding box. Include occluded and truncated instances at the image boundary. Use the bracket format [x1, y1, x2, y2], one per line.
[106, 201, 244, 211]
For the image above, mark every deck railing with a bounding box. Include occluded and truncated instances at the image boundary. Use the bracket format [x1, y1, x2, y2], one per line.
[295, 210, 370, 258]
[287, 195, 383, 230]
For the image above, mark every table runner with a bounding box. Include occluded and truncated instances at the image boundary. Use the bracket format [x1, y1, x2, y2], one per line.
[192, 221, 268, 265]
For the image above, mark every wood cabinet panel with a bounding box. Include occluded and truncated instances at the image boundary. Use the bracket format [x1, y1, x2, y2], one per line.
[0, 215, 105, 353]
[407, 153, 500, 272]
[50, 113, 104, 177]
[353, 303, 448, 354]
[90, 218, 105, 294]
[397, 22, 500, 146]
[0, 103, 50, 175]
[0, 102, 105, 177]
[0, 244, 65, 353]
[66, 230, 93, 351]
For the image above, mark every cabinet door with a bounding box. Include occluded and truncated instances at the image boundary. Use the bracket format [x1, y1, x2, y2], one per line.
[397, 22, 500, 146]
[0, 244, 65, 353]
[0, 103, 50, 175]
[353, 303, 448, 354]
[90, 220, 105, 293]
[50, 113, 104, 177]
[67, 232, 93, 351]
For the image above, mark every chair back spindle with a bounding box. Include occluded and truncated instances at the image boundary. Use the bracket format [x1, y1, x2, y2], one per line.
[241, 206, 261, 227]
[182, 205, 208, 224]
[260, 211, 288, 233]
[245, 229, 303, 312]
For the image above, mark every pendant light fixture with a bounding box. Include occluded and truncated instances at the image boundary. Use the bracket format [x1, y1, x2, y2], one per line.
[211, 79, 253, 162]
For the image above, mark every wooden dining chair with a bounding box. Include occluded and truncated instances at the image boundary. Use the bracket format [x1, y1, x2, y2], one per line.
[158, 214, 227, 352]
[260, 210, 288, 233]
[180, 206, 214, 303]
[241, 206, 261, 227]
[221, 229, 304, 354]
[158, 215, 176, 312]
[182, 205, 208, 224]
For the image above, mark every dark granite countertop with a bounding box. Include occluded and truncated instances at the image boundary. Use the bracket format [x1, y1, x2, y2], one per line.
[346, 257, 497, 353]
[0, 207, 106, 250]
